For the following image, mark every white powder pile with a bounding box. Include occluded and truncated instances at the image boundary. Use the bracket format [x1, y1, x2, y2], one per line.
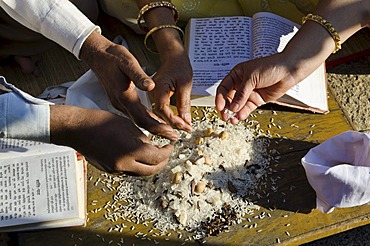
[100, 108, 276, 239]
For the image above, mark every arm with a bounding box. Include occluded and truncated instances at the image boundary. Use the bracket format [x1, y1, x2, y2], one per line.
[0, 77, 173, 176]
[216, 0, 370, 123]
[50, 105, 173, 176]
[0, 0, 179, 141]
[136, 0, 193, 132]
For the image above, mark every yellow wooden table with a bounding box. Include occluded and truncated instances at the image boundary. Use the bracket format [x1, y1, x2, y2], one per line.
[16, 94, 370, 246]
[2, 14, 368, 246]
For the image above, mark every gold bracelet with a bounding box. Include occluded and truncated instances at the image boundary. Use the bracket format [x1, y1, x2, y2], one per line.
[302, 13, 341, 54]
[137, 1, 179, 32]
[144, 24, 184, 53]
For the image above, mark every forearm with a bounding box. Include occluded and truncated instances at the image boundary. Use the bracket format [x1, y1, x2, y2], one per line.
[282, 0, 370, 84]
[0, 0, 100, 58]
[136, 0, 185, 58]
[49, 105, 88, 150]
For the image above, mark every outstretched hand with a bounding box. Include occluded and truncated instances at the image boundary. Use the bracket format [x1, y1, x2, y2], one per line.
[150, 48, 193, 132]
[80, 31, 178, 141]
[50, 105, 174, 176]
[216, 53, 297, 124]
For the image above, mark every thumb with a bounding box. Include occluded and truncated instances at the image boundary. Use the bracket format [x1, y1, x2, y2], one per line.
[134, 74, 156, 92]
[119, 53, 156, 91]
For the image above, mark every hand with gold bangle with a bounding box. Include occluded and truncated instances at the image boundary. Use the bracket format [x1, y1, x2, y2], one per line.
[215, 0, 370, 124]
[136, 0, 193, 133]
[137, 1, 179, 32]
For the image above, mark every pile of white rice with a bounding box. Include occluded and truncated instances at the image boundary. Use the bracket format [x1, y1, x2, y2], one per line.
[100, 108, 276, 239]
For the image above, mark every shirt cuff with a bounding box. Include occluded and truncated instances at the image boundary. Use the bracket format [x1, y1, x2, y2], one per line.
[0, 76, 53, 143]
[40, 0, 101, 59]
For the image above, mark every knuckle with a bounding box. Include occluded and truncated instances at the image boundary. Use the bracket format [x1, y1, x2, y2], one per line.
[237, 90, 249, 100]
[111, 161, 127, 173]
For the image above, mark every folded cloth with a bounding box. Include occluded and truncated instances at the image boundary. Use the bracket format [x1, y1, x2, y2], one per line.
[37, 35, 151, 116]
[301, 130, 370, 213]
[38, 81, 74, 104]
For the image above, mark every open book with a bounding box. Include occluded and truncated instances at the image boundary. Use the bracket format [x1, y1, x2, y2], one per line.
[184, 12, 329, 113]
[0, 138, 86, 232]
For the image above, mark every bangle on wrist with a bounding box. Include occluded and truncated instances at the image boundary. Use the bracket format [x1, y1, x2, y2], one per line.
[144, 24, 184, 53]
[137, 1, 179, 32]
[302, 13, 341, 54]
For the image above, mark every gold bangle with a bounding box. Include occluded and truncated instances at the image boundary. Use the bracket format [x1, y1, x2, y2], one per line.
[137, 1, 179, 32]
[144, 24, 184, 53]
[302, 13, 341, 54]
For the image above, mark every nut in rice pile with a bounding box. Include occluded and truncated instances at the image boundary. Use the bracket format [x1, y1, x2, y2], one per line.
[101, 108, 275, 239]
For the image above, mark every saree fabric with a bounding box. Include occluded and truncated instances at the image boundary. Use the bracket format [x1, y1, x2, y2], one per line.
[99, 0, 318, 33]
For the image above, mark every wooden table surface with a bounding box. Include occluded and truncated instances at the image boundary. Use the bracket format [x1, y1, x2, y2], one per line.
[5, 14, 369, 246]
[16, 94, 370, 246]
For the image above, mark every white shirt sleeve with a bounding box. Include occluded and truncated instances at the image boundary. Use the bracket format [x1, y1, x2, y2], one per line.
[0, 0, 101, 59]
[0, 76, 53, 143]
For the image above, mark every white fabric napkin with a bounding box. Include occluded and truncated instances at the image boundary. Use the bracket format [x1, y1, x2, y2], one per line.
[301, 130, 370, 213]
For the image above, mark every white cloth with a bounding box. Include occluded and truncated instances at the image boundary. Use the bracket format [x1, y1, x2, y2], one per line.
[36, 36, 151, 136]
[0, 0, 100, 59]
[0, 76, 53, 143]
[301, 130, 370, 213]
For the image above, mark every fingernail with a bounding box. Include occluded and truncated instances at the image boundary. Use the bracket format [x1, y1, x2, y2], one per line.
[183, 113, 191, 124]
[230, 103, 239, 112]
[183, 123, 192, 133]
[170, 130, 179, 140]
[143, 79, 153, 88]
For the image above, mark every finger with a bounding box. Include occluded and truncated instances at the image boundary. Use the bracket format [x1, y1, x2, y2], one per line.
[228, 78, 255, 113]
[236, 101, 258, 121]
[128, 103, 179, 141]
[118, 49, 155, 91]
[229, 116, 240, 125]
[218, 90, 235, 122]
[125, 144, 174, 176]
[147, 110, 168, 125]
[135, 143, 174, 165]
[140, 116, 179, 142]
[216, 73, 236, 112]
[155, 102, 192, 132]
[152, 87, 192, 132]
[236, 91, 265, 120]
[175, 79, 192, 127]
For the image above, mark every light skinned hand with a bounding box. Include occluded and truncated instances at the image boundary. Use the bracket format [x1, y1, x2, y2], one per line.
[80, 31, 178, 141]
[216, 53, 297, 124]
[50, 105, 174, 176]
[150, 47, 193, 132]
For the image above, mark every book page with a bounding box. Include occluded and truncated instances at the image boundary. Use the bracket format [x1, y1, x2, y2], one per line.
[0, 139, 81, 228]
[283, 64, 328, 110]
[187, 16, 252, 96]
[251, 12, 300, 58]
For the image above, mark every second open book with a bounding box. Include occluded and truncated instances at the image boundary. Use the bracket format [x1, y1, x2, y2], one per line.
[184, 12, 329, 113]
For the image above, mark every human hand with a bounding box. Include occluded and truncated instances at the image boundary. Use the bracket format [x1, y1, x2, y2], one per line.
[50, 105, 174, 176]
[150, 48, 193, 132]
[216, 53, 296, 124]
[80, 31, 178, 141]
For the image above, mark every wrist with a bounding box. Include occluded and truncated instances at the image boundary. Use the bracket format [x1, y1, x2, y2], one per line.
[152, 28, 185, 56]
[50, 105, 86, 148]
[80, 31, 111, 68]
